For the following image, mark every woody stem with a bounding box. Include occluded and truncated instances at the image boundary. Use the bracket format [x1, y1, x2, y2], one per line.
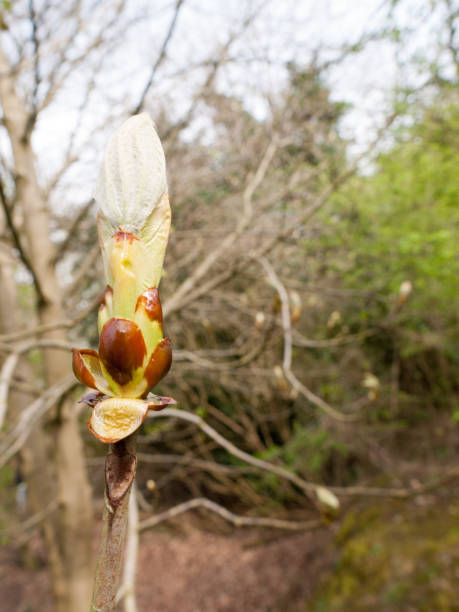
[91, 433, 137, 612]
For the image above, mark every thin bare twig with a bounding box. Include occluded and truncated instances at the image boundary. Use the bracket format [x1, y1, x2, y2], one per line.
[136, 452, 258, 475]
[52, 198, 94, 263]
[40, 0, 127, 113]
[161, 4, 266, 142]
[0, 176, 45, 304]
[258, 256, 359, 423]
[163, 139, 277, 316]
[0, 339, 74, 428]
[164, 113, 399, 319]
[24, 0, 41, 140]
[145, 408, 318, 498]
[0, 500, 58, 548]
[145, 408, 459, 501]
[132, 0, 185, 114]
[332, 466, 459, 499]
[0, 289, 101, 343]
[116, 482, 139, 612]
[65, 243, 100, 298]
[0, 376, 75, 469]
[139, 497, 321, 533]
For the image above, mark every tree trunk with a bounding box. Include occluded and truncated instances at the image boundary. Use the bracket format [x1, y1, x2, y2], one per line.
[0, 49, 94, 612]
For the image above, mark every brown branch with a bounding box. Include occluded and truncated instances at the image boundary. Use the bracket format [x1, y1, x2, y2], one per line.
[164, 113, 398, 319]
[0, 288, 101, 343]
[64, 243, 100, 298]
[92, 435, 137, 612]
[136, 452, 258, 475]
[0, 176, 45, 304]
[172, 337, 265, 370]
[116, 481, 139, 612]
[161, 4, 266, 143]
[163, 139, 277, 316]
[258, 256, 359, 423]
[0, 376, 76, 469]
[332, 465, 459, 499]
[292, 328, 377, 348]
[23, 0, 41, 140]
[0, 500, 59, 548]
[139, 497, 321, 533]
[40, 0, 127, 113]
[52, 198, 94, 263]
[132, 0, 185, 115]
[143, 409, 458, 502]
[0, 339, 75, 428]
[145, 408, 318, 499]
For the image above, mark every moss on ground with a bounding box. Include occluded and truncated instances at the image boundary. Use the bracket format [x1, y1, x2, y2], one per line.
[309, 499, 459, 611]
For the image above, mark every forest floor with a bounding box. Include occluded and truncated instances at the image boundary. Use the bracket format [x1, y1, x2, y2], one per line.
[0, 517, 334, 612]
[3, 495, 459, 611]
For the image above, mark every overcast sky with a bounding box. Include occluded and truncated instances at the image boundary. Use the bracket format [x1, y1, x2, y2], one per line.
[17, 0, 452, 209]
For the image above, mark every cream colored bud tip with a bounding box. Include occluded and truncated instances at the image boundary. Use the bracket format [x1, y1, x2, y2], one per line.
[96, 113, 168, 236]
[399, 280, 413, 297]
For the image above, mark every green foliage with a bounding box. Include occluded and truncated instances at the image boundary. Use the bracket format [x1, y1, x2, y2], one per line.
[252, 426, 349, 499]
[282, 426, 349, 476]
[334, 101, 459, 330]
[308, 94, 459, 422]
[0, 465, 13, 489]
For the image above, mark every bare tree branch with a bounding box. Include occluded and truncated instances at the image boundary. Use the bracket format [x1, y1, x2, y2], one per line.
[39, 0, 127, 112]
[0, 289, 101, 343]
[52, 198, 94, 263]
[145, 408, 319, 499]
[132, 0, 185, 115]
[0, 376, 75, 469]
[0, 500, 59, 548]
[0, 339, 74, 428]
[24, 0, 41, 140]
[139, 497, 321, 533]
[0, 176, 45, 304]
[163, 139, 277, 316]
[258, 256, 359, 422]
[135, 452, 258, 475]
[116, 482, 139, 612]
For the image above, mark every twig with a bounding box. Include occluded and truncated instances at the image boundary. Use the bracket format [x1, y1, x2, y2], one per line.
[0, 290, 101, 343]
[136, 452, 258, 475]
[91, 435, 137, 612]
[52, 198, 94, 263]
[0, 176, 45, 304]
[163, 139, 277, 316]
[0, 376, 75, 469]
[1, 500, 58, 548]
[160, 4, 265, 143]
[0, 339, 75, 428]
[164, 114, 398, 319]
[116, 481, 139, 612]
[139, 497, 320, 533]
[24, 0, 41, 140]
[258, 256, 359, 422]
[144, 408, 458, 501]
[292, 328, 376, 348]
[64, 243, 100, 298]
[132, 0, 185, 114]
[332, 466, 459, 499]
[39, 0, 127, 113]
[145, 408, 318, 498]
[285, 370, 359, 422]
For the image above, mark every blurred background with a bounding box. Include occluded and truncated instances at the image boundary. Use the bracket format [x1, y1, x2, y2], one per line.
[0, 0, 458, 610]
